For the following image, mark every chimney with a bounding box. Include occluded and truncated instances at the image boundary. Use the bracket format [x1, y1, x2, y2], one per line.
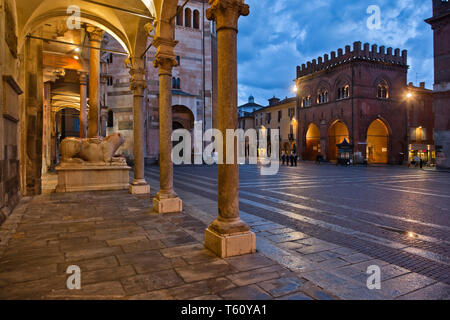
[268, 96, 280, 106]
[420, 82, 425, 88]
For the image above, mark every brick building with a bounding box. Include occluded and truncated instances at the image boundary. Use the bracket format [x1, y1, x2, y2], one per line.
[426, 0, 450, 169]
[294, 41, 435, 164]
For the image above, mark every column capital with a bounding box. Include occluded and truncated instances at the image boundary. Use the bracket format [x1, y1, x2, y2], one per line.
[153, 37, 178, 76]
[206, 0, 249, 32]
[86, 26, 105, 42]
[78, 72, 88, 85]
[129, 67, 147, 95]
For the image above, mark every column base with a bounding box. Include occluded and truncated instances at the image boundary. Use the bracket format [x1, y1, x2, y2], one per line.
[153, 197, 182, 214]
[205, 228, 256, 258]
[129, 183, 150, 195]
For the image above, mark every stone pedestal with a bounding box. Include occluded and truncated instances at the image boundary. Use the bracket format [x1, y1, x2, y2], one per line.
[153, 197, 183, 214]
[205, 228, 256, 258]
[129, 180, 150, 195]
[56, 165, 130, 192]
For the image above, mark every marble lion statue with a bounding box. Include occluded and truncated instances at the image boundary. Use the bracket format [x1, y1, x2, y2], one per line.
[60, 132, 126, 165]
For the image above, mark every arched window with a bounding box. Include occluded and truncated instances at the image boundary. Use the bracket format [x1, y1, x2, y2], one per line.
[107, 110, 114, 127]
[337, 85, 350, 100]
[185, 8, 192, 28]
[176, 78, 181, 89]
[317, 89, 329, 104]
[302, 96, 311, 107]
[172, 77, 177, 89]
[193, 10, 200, 29]
[377, 80, 389, 99]
[176, 6, 183, 26]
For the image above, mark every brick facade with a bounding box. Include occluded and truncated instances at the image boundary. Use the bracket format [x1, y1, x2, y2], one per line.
[426, 0, 450, 169]
[294, 41, 434, 164]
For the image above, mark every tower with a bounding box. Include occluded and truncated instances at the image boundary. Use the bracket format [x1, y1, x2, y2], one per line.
[425, 0, 450, 169]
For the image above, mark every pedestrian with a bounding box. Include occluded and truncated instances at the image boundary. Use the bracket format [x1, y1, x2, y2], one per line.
[294, 153, 298, 167]
[281, 152, 285, 166]
[290, 152, 294, 167]
[420, 157, 423, 169]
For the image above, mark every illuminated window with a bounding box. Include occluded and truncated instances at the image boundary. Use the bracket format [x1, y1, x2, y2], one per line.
[302, 96, 311, 107]
[317, 89, 329, 104]
[377, 81, 389, 99]
[338, 85, 350, 100]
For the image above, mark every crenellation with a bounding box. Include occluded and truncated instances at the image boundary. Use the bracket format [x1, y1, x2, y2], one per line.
[345, 45, 351, 54]
[353, 41, 361, 55]
[363, 43, 370, 58]
[401, 50, 408, 64]
[371, 44, 378, 59]
[298, 42, 408, 77]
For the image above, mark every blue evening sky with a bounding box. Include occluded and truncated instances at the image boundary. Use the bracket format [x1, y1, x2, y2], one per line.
[237, 0, 434, 106]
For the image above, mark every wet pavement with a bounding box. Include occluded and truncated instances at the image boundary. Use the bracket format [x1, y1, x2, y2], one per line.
[0, 163, 448, 300]
[144, 162, 450, 299]
[0, 190, 335, 300]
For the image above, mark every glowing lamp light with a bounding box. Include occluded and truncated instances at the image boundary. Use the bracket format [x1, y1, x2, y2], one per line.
[406, 92, 412, 98]
[74, 47, 80, 53]
[73, 55, 80, 60]
[292, 85, 298, 93]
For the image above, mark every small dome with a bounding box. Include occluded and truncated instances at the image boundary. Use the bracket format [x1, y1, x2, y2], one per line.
[248, 95, 255, 103]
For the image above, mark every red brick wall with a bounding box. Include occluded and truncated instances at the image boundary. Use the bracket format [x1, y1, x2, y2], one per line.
[296, 43, 433, 164]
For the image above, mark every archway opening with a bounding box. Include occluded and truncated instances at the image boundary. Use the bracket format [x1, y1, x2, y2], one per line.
[305, 123, 321, 161]
[283, 142, 291, 155]
[328, 121, 349, 162]
[367, 119, 389, 164]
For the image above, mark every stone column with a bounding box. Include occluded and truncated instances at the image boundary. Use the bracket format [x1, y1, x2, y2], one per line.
[205, 0, 255, 258]
[79, 72, 88, 138]
[129, 59, 150, 194]
[153, 38, 182, 213]
[86, 27, 104, 138]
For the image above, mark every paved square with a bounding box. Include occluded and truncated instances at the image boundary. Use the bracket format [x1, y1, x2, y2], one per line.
[145, 163, 450, 299]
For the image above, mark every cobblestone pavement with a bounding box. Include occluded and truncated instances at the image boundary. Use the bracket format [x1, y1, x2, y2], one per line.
[0, 190, 337, 300]
[145, 163, 450, 300]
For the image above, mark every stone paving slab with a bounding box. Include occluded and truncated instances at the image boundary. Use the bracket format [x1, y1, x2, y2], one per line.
[0, 186, 447, 300]
[0, 191, 338, 300]
[149, 175, 449, 300]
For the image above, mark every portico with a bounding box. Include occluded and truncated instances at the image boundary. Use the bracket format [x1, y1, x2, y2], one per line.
[0, 0, 254, 258]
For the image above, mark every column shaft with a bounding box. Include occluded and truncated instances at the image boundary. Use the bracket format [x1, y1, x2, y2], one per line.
[129, 62, 150, 195]
[152, 39, 182, 213]
[79, 73, 88, 138]
[158, 72, 174, 196]
[87, 27, 104, 138]
[204, 0, 254, 258]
